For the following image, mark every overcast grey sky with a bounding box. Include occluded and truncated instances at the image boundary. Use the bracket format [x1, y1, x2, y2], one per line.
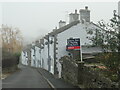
[0, 2, 118, 44]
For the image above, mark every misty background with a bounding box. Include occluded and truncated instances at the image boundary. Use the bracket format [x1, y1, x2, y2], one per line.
[0, 2, 118, 45]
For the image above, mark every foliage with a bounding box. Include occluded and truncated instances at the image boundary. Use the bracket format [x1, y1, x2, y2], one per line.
[87, 10, 120, 82]
[96, 53, 119, 73]
[95, 53, 119, 82]
[87, 10, 120, 52]
[0, 24, 23, 54]
[13, 52, 21, 57]
[1, 25, 22, 69]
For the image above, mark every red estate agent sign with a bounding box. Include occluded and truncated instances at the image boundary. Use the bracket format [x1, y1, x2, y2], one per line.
[66, 38, 80, 50]
[66, 38, 83, 62]
[67, 46, 80, 50]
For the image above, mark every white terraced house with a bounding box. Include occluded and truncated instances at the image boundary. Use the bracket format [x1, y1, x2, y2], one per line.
[21, 6, 105, 78]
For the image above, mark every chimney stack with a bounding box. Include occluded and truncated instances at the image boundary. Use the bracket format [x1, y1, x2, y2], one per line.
[31, 42, 35, 46]
[79, 6, 90, 23]
[35, 40, 39, 45]
[53, 27, 57, 32]
[69, 9, 79, 23]
[59, 20, 66, 28]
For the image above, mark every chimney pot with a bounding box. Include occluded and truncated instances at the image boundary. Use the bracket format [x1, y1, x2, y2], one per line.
[75, 9, 77, 13]
[85, 6, 88, 10]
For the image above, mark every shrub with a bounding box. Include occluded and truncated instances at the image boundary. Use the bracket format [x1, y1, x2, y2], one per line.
[95, 52, 120, 82]
[2, 51, 20, 72]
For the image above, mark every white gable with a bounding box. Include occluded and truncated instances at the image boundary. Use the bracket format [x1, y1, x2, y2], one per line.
[57, 22, 101, 60]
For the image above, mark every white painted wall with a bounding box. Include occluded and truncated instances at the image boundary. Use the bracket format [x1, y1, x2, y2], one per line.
[21, 21, 103, 78]
[31, 48, 35, 67]
[35, 46, 38, 67]
[49, 36, 54, 74]
[35, 46, 41, 68]
[56, 22, 103, 78]
[43, 39, 48, 71]
[41, 46, 44, 69]
[25, 52, 28, 65]
[57, 22, 86, 78]
[40, 46, 44, 69]
[21, 51, 26, 65]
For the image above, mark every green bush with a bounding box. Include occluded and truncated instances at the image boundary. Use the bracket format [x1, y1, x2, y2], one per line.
[13, 52, 21, 57]
[2, 51, 20, 73]
[95, 52, 120, 82]
[96, 53, 119, 73]
[110, 74, 119, 82]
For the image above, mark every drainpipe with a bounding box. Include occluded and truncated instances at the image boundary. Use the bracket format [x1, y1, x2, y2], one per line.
[48, 35, 51, 72]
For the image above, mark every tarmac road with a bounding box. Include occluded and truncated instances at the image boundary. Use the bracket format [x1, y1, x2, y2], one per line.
[2, 65, 51, 88]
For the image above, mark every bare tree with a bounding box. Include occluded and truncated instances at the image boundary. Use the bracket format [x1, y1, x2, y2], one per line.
[0, 24, 23, 54]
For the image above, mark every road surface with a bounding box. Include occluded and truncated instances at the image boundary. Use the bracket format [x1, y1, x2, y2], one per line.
[2, 65, 51, 88]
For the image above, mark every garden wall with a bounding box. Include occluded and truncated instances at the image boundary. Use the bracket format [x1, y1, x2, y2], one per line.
[60, 56, 119, 88]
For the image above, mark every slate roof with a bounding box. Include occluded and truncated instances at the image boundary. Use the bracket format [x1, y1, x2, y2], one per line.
[34, 20, 106, 48]
[22, 44, 32, 52]
[44, 35, 49, 39]
[49, 20, 80, 36]
[90, 22, 106, 31]
[48, 20, 106, 36]
[35, 43, 41, 48]
[40, 38, 44, 45]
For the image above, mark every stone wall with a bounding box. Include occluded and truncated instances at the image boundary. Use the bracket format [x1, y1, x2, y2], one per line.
[60, 56, 119, 88]
[79, 66, 118, 88]
[60, 56, 78, 86]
